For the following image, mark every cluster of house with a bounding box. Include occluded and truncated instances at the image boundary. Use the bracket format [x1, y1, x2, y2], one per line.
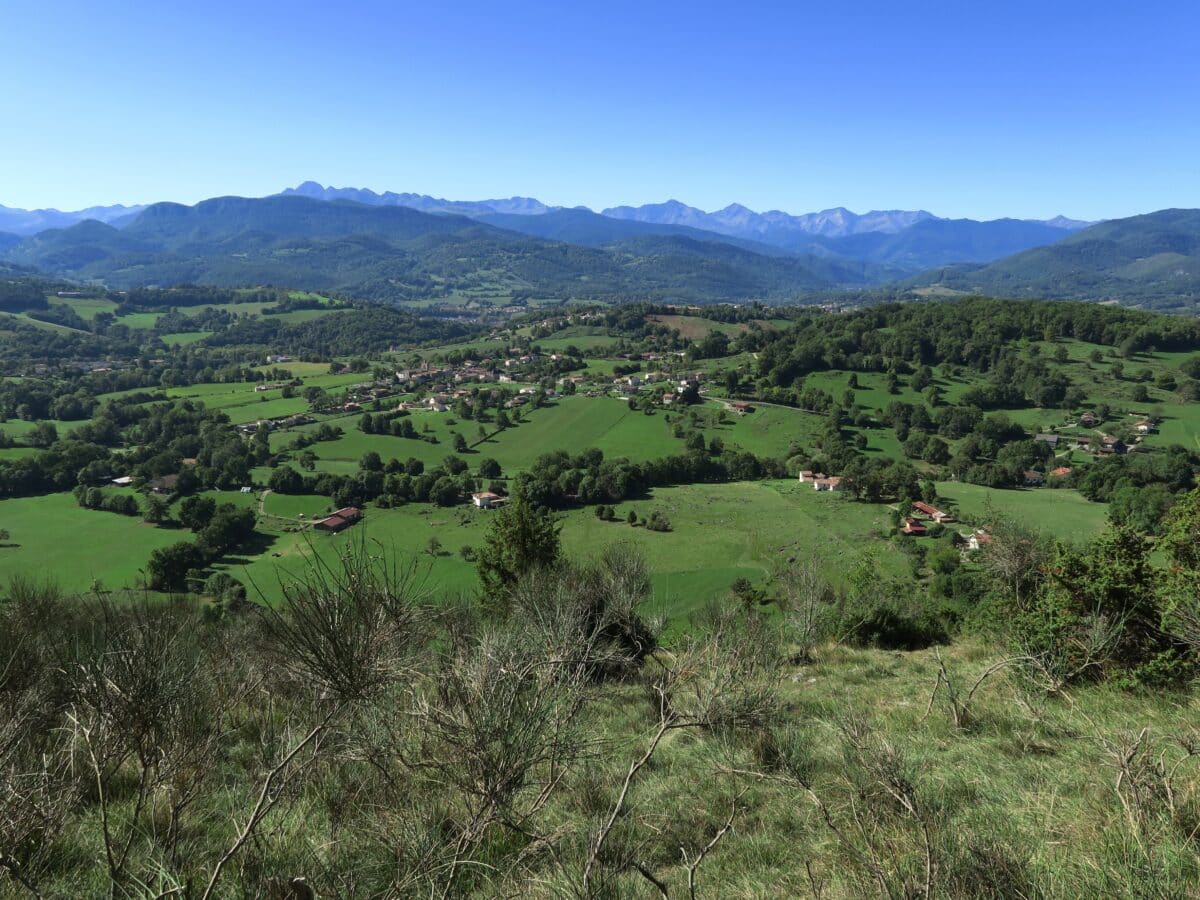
[1040, 411, 1159, 457]
[333, 381, 398, 413]
[899, 500, 955, 536]
[397, 345, 570, 388]
[391, 384, 556, 415]
[797, 471, 842, 492]
[614, 372, 705, 401]
[235, 413, 315, 434]
[1036, 429, 1128, 457]
[25, 358, 133, 376]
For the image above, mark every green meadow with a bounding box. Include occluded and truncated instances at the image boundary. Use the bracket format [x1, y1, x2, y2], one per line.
[214, 479, 909, 618]
[0, 492, 183, 593]
[935, 480, 1110, 538]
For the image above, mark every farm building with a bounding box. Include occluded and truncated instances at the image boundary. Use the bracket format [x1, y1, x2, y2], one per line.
[812, 477, 842, 492]
[314, 507, 362, 532]
[149, 474, 179, 494]
[1023, 471, 1044, 486]
[471, 492, 506, 509]
[900, 517, 927, 536]
[911, 501, 953, 523]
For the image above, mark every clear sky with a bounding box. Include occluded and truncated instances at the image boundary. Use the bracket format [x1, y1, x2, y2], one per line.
[1, 0, 1197, 220]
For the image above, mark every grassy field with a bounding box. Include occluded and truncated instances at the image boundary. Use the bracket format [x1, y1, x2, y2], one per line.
[561, 480, 908, 621]
[1, 418, 92, 441]
[159, 330, 213, 346]
[479, 396, 682, 467]
[54, 296, 119, 320]
[114, 311, 163, 329]
[0, 312, 85, 334]
[936, 481, 1110, 538]
[269, 397, 688, 478]
[217, 480, 909, 621]
[0, 492, 183, 593]
[693, 402, 824, 458]
[534, 334, 621, 352]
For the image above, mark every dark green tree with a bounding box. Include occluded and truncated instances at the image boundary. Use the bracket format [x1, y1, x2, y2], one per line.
[476, 480, 561, 601]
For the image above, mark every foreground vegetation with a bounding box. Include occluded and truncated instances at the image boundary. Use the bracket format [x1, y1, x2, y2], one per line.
[2, 486, 1199, 897]
[2, 282, 1200, 894]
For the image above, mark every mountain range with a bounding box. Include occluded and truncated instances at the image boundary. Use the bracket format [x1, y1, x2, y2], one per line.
[912, 208, 1200, 307]
[0, 202, 146, 236]
[280, 181, 553, 217]
[1, 195, 888, 304]
[602, 200, 938, 241]
[1, 184, 1198, 310]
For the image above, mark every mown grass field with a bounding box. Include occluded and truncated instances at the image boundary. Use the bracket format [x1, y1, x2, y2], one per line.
[158, 330, 212, 346]
[935, 481, 1110, 538]
[270, 396, 689, 478]
[693, 402, 824, 458]
[0, 492, 183, 593]
[215, 480, 909, 619]
[52, 296, 118, 320]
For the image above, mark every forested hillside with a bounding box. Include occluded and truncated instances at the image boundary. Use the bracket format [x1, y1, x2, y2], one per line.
[1, 196, 881, 305]
[915, 209, 1200, 310]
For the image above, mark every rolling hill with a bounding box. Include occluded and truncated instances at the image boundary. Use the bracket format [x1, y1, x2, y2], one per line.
[602, 199, 937, 239]
[0, 202, 147, 236]
[1, 195, 882, 304]
[279, 185, 1090, 272]
[814, 217, 1077, 270]
[912, 208, 1200, 309]
[473, 207, 799, 256]
[279, 181, 552, 216]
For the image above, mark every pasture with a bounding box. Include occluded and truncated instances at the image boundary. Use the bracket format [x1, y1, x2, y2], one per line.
[0, 492, 183, 593]
[935, 480, 1110, 538]
[215, 479, 910, 618]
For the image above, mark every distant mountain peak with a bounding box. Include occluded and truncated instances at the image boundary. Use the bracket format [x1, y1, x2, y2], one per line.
[0, 201, 147, 236]
[602, 201, 937, 240]
[1041, 215, 1094, 230]
[278, 182, 552, 217]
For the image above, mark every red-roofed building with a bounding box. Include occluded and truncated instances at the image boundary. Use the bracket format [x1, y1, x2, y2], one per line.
[1049, 466, 1072, 478]
[911, 501, 953, 523]
[900, 517, 927, 536]
[314, 507, 362, 532]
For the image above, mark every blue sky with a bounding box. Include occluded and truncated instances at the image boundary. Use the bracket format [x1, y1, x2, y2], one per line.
[1, 0, 1197, 220]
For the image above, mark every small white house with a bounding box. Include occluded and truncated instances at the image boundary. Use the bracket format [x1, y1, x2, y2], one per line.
[472, 491, 505, 509]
